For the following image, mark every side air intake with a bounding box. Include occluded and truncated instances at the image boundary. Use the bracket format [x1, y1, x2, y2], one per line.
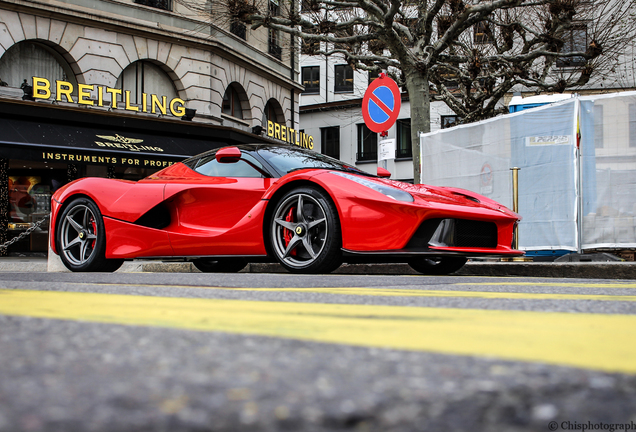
[134, 204, 171, 230]
[406, 218, 497, 250]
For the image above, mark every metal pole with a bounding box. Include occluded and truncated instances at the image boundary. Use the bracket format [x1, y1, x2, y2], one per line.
[511, 167, 520, 250]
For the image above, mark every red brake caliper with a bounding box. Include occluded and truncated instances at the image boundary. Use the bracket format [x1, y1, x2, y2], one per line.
[90, 217, 97, 249]
[284, 207, 296, 256]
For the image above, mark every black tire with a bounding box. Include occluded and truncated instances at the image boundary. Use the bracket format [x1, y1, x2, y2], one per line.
[270, 187, 342, 274]
[192, 258, 248, 273]
[408, 257, 467, 275]
[55, 197, 123, 272]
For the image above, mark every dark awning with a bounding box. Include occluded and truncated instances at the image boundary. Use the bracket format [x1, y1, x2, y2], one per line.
[0, 99, 271, 164]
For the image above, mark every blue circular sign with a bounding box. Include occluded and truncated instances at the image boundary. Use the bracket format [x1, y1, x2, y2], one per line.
[362, 76, 401, 133]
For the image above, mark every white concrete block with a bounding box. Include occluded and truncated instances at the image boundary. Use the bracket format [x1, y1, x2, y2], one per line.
[35, 16, 50, 40]
[0, 10, 24, 42]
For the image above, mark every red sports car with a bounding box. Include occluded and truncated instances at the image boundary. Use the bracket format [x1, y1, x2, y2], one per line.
[50, 144, 522, 274]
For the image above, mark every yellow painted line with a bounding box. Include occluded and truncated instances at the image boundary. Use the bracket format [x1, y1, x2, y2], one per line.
[457, 282, 636, 289]
[221, 287, 636, 302]
[1, 289, 636, 374]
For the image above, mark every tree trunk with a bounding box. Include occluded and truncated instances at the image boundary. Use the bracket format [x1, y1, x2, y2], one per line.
[404, 70, 431, 184]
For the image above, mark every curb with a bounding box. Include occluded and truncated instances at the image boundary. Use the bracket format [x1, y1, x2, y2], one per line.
[127, 261, 636, 279]
[4, 258, 631, 279]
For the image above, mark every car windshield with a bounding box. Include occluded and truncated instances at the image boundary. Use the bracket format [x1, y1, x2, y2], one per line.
[255, 146, 371, 176]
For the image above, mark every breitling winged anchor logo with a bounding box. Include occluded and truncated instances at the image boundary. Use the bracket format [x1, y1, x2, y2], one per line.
[94, 134, 164, 153]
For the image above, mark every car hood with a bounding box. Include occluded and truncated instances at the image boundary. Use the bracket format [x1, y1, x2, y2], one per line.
[369, 176, 519, 217]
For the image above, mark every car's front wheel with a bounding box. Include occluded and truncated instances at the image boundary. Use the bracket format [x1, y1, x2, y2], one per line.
[56, 197, 123, 272]
[270, 187, 342, 273]
[408, 257, 467, 275]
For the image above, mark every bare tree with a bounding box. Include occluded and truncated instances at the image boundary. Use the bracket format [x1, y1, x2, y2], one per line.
[187, 0, 636, 181]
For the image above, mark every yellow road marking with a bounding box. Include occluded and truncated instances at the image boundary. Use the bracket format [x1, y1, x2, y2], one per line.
[1, 289, 636, 374]
[221, 287, 636, 301]
[457, 282, 636, 289]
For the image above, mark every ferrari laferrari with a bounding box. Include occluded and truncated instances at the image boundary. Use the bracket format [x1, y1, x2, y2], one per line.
[50, 144, 522, 274]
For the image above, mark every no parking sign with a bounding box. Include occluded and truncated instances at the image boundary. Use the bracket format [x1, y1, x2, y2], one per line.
[362, 75, 401, 133]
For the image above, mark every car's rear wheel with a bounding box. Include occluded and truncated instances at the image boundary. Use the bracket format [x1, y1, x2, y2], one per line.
[270, 187, 342, 273]
[408, 257, 467, 275]
[192, 258, 248, 273]
[56, 197, 123, 272]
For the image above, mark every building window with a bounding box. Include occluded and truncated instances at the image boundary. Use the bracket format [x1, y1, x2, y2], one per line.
[134, 0, 172, 11]
[302, 66, 320, 94]
[264, 99, 284, 124]
[396, 119, 412, 158]
[437, 67, 459, 90]
[594, 105, 603, 148]
[230, 21, 246, 40]
[301, 0, 320, 12]
[630, 104, 636, 148]
[269, 0, 280, 15]
[267, 0, 282, 59]
[474, 21, 493, 44]
[222, 85, 244, 119]
[269, 29, 282, 60]
[334, 64, 353, 93]
[321, 127, 340, 159]
[357, 124, 377, 162]
[557, 24, 587, 67]
[0, 41, 76, 90]
[368, 70, 379, 85]
[116, 60, 178, 106]
[441, 115, 459, 129]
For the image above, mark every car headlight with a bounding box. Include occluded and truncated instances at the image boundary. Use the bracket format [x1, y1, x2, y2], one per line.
[331, 172, 414, 202]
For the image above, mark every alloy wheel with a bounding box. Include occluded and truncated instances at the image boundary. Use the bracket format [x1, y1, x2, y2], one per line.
[60, 204, 98, 266]
[272, 193, 329, 270]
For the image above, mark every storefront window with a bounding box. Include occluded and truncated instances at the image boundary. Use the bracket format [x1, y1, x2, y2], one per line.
[7, 160, 67, 254]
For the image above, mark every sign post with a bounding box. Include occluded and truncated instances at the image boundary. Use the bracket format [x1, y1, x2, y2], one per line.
[362, 73, 401, 173]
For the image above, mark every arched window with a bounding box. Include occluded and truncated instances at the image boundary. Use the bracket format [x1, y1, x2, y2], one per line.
[116, 60, 177, 105]
[263, 99, 284, 124]
[222, 84, 245, 119]
[0, 41, 76, 89]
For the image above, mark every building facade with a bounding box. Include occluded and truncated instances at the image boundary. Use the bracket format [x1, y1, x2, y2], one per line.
[298, 13, 636, 183]
[0, 0, 301, 255]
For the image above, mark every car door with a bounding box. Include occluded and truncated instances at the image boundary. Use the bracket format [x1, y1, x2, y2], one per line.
[165, 152, 273, 256]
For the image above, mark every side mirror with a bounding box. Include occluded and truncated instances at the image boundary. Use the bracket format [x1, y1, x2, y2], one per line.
[215, 147, 241, 163]
[377, 167, 391, 178]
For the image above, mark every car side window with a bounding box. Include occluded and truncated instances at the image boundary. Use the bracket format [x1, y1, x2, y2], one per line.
[194, 152, 265, 178]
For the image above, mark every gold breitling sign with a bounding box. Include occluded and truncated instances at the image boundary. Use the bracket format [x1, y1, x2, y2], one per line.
[94, 134, 164, 153]
[266, 120, 314, 150]
[30, 76, 187, 117]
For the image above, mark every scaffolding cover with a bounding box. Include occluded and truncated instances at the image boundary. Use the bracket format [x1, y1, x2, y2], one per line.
[420, 92, 636, 252]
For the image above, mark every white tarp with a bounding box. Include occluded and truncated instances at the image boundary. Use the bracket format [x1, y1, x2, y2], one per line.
[420, 92, 636, 252]
[579, 93, 636, 249]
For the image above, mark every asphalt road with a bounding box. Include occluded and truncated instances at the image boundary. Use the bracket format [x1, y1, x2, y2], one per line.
[1, 271, 636, 432]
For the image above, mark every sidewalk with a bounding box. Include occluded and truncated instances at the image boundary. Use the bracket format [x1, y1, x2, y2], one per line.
[1, 257, 635, 279]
